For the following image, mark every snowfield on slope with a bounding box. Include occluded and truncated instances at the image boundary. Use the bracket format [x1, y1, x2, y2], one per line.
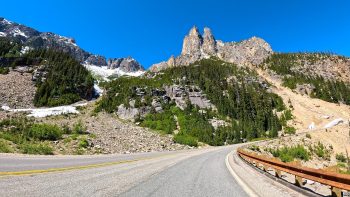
[84, 64, 145, 81]
[1, 103, 87, 118]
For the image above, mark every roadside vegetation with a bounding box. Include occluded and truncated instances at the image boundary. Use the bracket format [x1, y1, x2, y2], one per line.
[268, 144, 310, 162]
[0, 116, 92, 155]
[264, 141, 334, 163]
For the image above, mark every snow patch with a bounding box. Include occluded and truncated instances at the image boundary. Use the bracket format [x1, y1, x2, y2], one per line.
[0, 32, 7, 37]
[1, 103, 87, 118]
[20, 46, 32, 55]
[83, 63, 145, 81]
[94, 84, 104, 96]
[324, 118, 344, 129]
[115, 67, 145, 77]
[11, 28, 28, 38]
[2, 19, 12, 25]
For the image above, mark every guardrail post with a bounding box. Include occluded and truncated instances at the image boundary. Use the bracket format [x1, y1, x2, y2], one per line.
[275, 169, 282, 178]
[295, 176, 303, 187]
[331, 187, 342, 197]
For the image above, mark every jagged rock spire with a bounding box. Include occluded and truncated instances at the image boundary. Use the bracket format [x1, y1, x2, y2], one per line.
[189, 26, 201, 37]
[150, 26, 273, 72]
[202, 27, 217, 55]
[181, 26, 203, 56]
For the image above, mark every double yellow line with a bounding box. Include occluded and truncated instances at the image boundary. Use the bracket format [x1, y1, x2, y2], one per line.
[0, 153, 176, 177]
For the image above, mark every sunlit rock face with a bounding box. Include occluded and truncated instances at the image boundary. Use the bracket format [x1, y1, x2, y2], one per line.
[150, 26, 273, 72]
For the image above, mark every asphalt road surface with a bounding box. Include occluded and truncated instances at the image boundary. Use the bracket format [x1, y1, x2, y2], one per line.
[0, 145, 249, 197]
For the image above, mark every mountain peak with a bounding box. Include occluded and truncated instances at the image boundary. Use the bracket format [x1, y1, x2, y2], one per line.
[189, 26, 201, 37]
[202, 27, 216, 55]
[151, 26, 273, 71]
[203, 27, 213, 37]
[181, 26, 203, 56]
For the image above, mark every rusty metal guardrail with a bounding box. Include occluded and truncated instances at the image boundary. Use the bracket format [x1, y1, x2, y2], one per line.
[237, 149, 350, 197]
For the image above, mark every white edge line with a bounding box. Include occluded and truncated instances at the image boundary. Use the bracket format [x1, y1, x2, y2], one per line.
[225, 149, 259, 197]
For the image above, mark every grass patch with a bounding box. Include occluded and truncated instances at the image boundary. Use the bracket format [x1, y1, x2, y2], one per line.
[0, 139, 13, 153]
[29, 124, 63, 141]
[20, 142, 53, 155]
[0, 117, 89, 155]
[249, 137, 270, 142]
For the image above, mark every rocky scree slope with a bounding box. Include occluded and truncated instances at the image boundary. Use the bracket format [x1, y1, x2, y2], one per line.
[150, 26, 272, 71]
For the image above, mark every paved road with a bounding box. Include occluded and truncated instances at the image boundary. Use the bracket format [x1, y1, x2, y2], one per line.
[0, 145, 249, 197]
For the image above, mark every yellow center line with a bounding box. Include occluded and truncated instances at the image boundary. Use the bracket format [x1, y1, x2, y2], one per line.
[0, 153, 178, 177]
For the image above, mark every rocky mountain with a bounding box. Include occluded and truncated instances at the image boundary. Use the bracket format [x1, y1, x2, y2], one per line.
[0, 17, 144, 75]
[107, 57, 144, 72]
[150, 26, 272, 71]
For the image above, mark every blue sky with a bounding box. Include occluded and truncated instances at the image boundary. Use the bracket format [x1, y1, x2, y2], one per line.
[1, 0, 349, 68]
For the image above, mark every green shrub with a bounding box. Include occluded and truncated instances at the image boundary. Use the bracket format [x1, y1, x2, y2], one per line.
[73, 120, 86, 134]
[249, 145, 260, 152]
[142, 111, 176, 134]
[29, 124, 63, 141]
[62, 124, 72, 134]
[284, 126, 296, 134]
[0, 67, 9, 74]
[338, 162, 347, 168]
[269, 144, 309, 162]
[313, 142, 330, 160]
[0, 139, 13, 153]
[174, 134, 198, 147]
[20, 143, 53, 155]
[78, 138, 89, 149]
[305, 133, 311, 139]
[336, 153, 347, 162]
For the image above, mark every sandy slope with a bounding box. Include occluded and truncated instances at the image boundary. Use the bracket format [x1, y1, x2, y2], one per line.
[257, 69, 350, 132]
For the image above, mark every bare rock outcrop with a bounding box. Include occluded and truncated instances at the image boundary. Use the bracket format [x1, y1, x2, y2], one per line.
[107, 57, 144, 72]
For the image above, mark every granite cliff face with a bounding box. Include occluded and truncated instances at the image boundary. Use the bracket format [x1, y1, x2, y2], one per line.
[150, 26, 272, 72]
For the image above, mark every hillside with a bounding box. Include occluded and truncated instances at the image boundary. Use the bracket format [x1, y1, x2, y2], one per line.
[97, 58, 288, 146]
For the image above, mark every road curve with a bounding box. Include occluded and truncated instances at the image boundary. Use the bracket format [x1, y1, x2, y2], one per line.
[0, 145, 248, 196]
[0, 145, 302, 197]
